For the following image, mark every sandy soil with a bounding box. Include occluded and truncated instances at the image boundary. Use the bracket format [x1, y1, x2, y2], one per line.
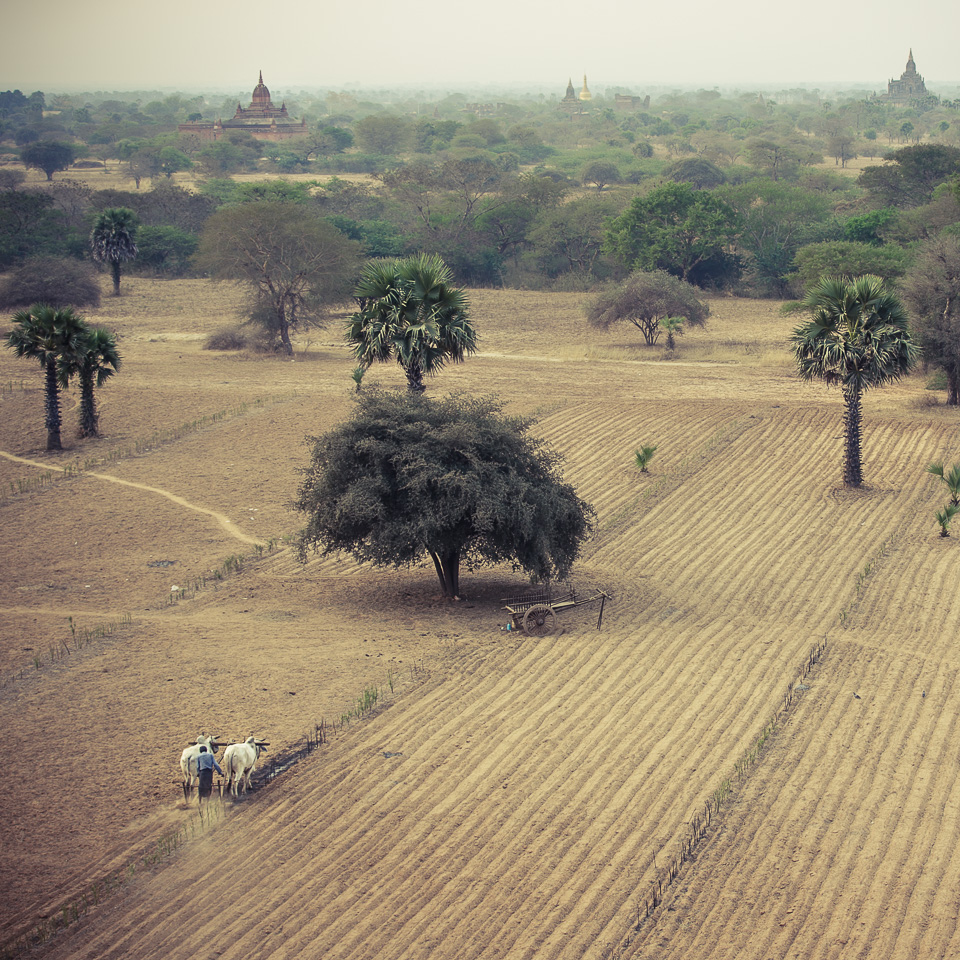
[2, 278, 959, 959]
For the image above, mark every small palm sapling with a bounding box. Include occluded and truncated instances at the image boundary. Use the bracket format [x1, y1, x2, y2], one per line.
[634, 445, 657, 473]
[935, 503, 959, 537]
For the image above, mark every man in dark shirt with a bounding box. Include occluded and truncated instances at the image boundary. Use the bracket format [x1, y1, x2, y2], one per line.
[196, 744, 223, 803]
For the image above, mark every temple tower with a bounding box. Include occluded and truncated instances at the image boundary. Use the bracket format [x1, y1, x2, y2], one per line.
[881, 49, 929, 104]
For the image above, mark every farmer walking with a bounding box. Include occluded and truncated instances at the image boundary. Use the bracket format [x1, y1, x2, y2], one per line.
[196, 744, 222, 805]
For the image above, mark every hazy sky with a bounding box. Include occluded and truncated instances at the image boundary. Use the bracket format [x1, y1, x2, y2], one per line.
[3, 0, 958, 95]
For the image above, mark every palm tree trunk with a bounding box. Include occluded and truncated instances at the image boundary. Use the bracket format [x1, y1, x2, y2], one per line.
[44, 359, 62, 451]
[405, 360, 426, 394]
[111, 260, 121, 296]
[843, 387, 863, 487]
[79, 370, 99, 438]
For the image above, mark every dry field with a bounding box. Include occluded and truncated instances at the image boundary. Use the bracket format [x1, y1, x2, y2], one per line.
[8, 162, 379, 196]
[1, 278, 959, 960]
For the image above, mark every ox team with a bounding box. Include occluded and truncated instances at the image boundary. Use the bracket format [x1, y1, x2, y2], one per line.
[180, 734, 269, 803]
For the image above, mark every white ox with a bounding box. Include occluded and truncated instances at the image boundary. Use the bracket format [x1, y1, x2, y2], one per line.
[180, 734, 223, 793]
[223, 736, 269, 797]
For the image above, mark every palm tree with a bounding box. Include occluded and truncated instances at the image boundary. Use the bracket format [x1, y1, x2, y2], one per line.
[5, 304, 88, 451]
[935, 504, 959, 537]
[792, 275, 917, 487]
[634, 445, 657, 473]
[927, 461, 960, 507]
[62, 327, 122, 438]
[90, 207, 139, 296]
[661, 315, 685, 351]
[346, 254, 477, 393]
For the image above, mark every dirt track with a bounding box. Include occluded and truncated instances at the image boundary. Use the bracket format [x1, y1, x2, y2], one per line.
[2, 280, 959, 959]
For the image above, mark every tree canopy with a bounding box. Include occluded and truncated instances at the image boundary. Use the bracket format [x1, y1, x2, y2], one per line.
[790, 241, 911, 291]
[295, 391, 595, 598]
[346, 253, 477, 392]
[901, 235, 960, 405]
[5, 304, 88, 451]
[90, 207, 139, 296]
[195, 202, 363, 354]
[792, 275, 917, 487]
[664, 157, 726, 189]
[20, 140, 75, 180]
[585, 270, 709, 345]
[353, 115, 411, 155]
[61, 326, 121, 437]
[4, 84, 960, 301]
[605, 181, 740, 286]
[720, 181, 833, 297]
[527, 195, 620, 280]
[859, 145, 960, 208]
[580, 160, 622, 192]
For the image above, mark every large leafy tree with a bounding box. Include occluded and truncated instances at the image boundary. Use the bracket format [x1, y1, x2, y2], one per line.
[5, 304, 88, 451]
[0, 190, 75, 267]
[664, 157, 726, 190]
[605, 181, 741, 286]
[527, 194, 620, 280]
[353, 115, 411, 155]
[901, 236, 960, 405]
[134, 226, 199, 277]
[720, 181, 832, 297]
[792, 275, 917, 487]
[195, 202, 362, 354]
[346, 253, 477, 393]
[90, 207, 139, 296]
[470, 173, 568, 283]
[585, 270, 709, 345]
[745, 136, 822, 182]
[20, 140, 75, 181]
[859, 145, 960, 208]
[581, 160, 622, 192]
[295, 391, 595, 598]
[790, 241, 911, 292]
[440, 155, 502, 240]
[62, 326, 121, 437]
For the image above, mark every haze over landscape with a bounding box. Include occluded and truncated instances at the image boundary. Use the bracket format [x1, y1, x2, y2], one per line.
[3, 0, 959, 92]
[5, 0, 960, 950]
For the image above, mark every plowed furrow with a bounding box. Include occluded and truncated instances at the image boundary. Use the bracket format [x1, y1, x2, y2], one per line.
[621, 625, 960, 960]
[42, 594, 825, 960]
[30, 373, 960, 960]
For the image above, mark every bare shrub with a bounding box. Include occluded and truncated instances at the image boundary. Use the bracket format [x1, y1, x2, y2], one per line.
[585, 270, 709, 345]
[913, 392, 941, 409]
[204, 326, 249, 351]
[0, 169, 26, 191]
[0, 256, 101, 310]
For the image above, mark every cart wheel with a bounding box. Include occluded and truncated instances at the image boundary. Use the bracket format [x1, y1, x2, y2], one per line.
[523, 604, 557, 636]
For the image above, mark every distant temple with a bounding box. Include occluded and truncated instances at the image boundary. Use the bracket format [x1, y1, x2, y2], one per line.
[178, 71, 306, 142]
[614, 93, 651, 112]
[463, 102, 507, 117]
[877, 50, 929, 104]
[559, 75, 592, 114]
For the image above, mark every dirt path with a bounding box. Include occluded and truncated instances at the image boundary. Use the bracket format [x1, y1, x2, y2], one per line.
[0, 450, 264, 546]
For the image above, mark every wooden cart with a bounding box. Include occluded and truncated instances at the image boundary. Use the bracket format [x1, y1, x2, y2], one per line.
[501, 586, 610, 637]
